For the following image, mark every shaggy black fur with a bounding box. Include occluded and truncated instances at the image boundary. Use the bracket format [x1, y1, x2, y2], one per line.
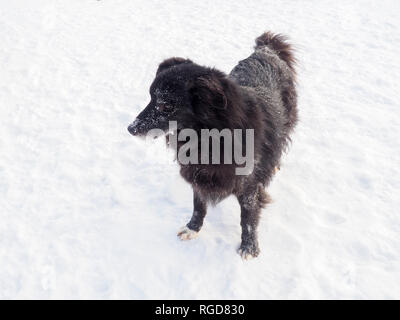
[127, 31, 297, 259]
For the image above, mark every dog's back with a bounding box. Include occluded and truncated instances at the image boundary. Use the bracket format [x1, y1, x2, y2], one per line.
[229, 32, 298, 131]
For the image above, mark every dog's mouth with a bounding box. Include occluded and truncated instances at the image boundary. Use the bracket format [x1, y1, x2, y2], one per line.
[127, 119, 143, 136]
[127, 118, 172, 139]
[127, 119, 159, 138]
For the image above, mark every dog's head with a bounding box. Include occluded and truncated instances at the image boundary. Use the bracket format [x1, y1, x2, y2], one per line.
[127, 57, 233, 137]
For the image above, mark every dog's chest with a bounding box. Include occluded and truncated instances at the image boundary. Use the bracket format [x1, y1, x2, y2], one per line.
[179, 164, 237, 201]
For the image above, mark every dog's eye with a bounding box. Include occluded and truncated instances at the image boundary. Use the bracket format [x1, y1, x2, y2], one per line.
[157, 103, 173, 112]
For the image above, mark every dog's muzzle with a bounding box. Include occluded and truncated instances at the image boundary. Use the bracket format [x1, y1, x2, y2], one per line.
[127, 118, 158, 136]
[128, 118, 152, 136]
[127, 119, 140, 136]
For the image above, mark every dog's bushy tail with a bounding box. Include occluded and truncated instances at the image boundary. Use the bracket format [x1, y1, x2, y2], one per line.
[255, 32, 296, 75]
[256, 31, 298, 132]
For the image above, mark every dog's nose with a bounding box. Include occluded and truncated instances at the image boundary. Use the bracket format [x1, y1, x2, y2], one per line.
[127, 120, 139, 136]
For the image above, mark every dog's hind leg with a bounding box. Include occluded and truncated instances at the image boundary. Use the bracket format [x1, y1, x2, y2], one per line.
[236, 184, 270, 259]
[177, 190, 208, 240]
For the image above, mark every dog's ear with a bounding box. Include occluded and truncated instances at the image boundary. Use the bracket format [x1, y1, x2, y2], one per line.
[189, 75, 228, 111]
[156, 57, 193, 75]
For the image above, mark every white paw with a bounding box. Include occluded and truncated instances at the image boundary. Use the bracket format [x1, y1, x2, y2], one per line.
[177, 226, 199, 241]
[238, 248, 254, 260]
[238, 245, 259, 260]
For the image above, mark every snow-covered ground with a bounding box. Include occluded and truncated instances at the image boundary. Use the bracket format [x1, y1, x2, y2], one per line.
[1, 0, 399, 299]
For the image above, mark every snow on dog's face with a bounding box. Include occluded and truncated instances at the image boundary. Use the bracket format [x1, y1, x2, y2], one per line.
[127, 57, 239, 140]
[127, 58, 194, 137]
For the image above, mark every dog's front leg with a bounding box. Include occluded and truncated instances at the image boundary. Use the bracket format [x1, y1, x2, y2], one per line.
[177, 190, 207, 240]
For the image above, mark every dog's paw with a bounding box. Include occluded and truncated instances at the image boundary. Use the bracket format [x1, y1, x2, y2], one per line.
[177, 226, 199, 241]
[238, 243, 260, 260]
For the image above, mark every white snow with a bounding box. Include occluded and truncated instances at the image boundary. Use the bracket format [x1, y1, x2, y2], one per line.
[1, 0, 400, 299]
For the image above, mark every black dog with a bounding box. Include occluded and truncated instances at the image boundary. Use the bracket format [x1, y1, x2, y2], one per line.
[128, 32, 297, 259]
